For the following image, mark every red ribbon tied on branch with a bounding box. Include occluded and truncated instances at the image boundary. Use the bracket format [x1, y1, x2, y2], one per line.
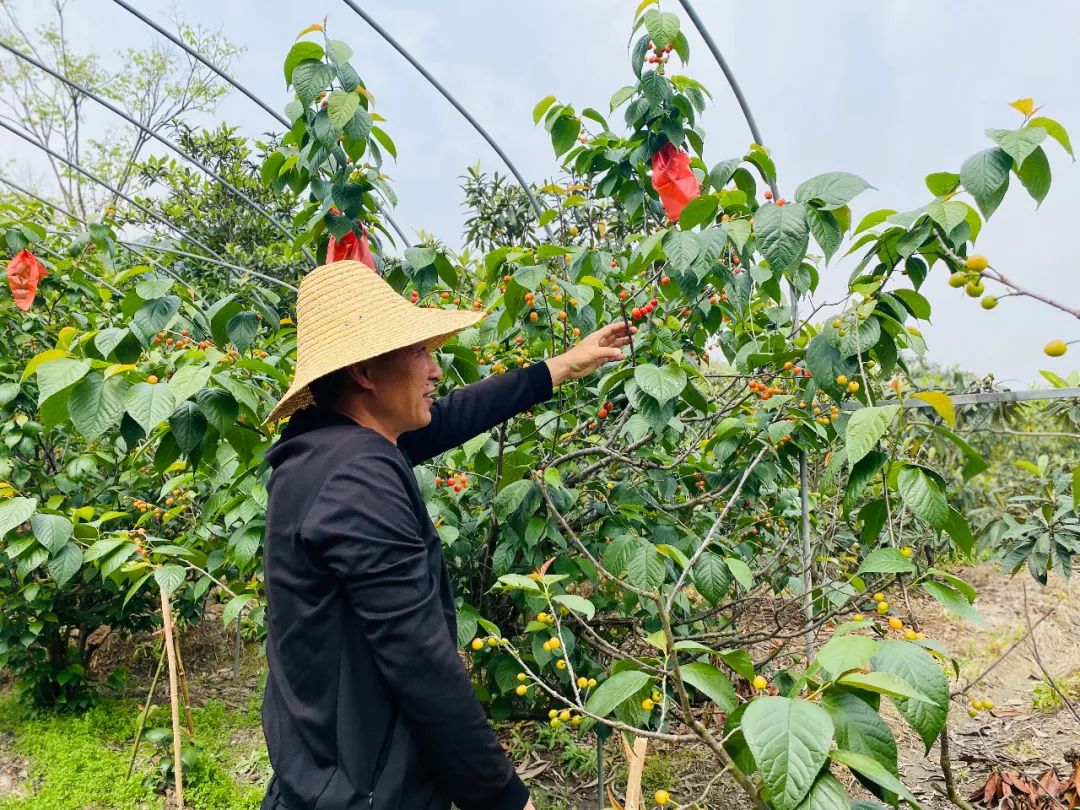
[6, 249, 47, 311]
[651, 141, 700, 222]
[326, 211, 376, 270]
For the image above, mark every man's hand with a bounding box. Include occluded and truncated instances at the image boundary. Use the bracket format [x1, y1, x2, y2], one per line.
[545, 321, 636, 387]
[523, 802, 536, 810]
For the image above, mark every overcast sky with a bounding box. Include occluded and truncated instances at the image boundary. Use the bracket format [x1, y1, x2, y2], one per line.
[3, 1, 1078, 387]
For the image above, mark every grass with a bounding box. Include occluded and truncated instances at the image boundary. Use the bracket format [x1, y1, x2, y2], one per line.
[0, 690, 268, 810]
[1030, 671, 1080, 713]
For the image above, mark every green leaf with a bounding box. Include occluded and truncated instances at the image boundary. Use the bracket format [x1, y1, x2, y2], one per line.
[691, 553, 730, 604]
[0, 497, 37, 541]
[741, 696, 835, 810]
[820, 691, 898, 779]
[1016, 146, 1051, 206]
[725, 557, 753, 590]
[552, 594, 595, 621]
[292, 60, 332, 106]
[36, 358, 90, 406]
[130, 295, 180, 346]
[31, 513, 73, 553]
[680, 662, 737, 712]
[283, 41, 324, 84]
[836, 671, 932, 703]
[857, 548, 915, 575]
[794, 172, 873, 210]
[326, 39, 352, 65]
[494, 479, 534, 521]
[1072, 465, 1080, 512]
[943, 507, 973, 555]
[709, 158, 740, 189]
[551, 114, 581, 157]
[829, 749, 921, 809]
[69, 372, 128, 440]
[135, 276, 173, 299]
[922, 581, 987, 628]
[756, 202, 809, 272]
[678, 195, 719, 230]
[642, 8, 680, 48]
[226, 311, 260, 352]
[871, 640, 949, 753]
[125, 382, 176, 436]
[495, 574, 540, 592]
[154, 564, 186, 597]
[987, 126, 1047, 166]
[168, 401, 208, 454]
[533, 95, 557, 124]
[806, 208, 843, 264]
[845, 405, 899, 466]
[634, 364, 687, 406]
[960, 148, 1012, 219]
[925, 172, 960, 197]
[584, 670, 651, 719]
[897, 466, 949, 530]
[167, 365, 213, 405]
[628, 543, 665, 590]
[853, 209, 895, 235]
[816, 636, 878, 678]
[326, 90, 360, 132]
[48, 542, 82, 587]
[195, 388, 238, 435]
[662, 229, 701, 270]
[925, 200, 968, 233]
[794, 774, 850, 810]
[1027, 116, 1074, 159]
[223, 594, 253, 628]
[891, 288, 932, 320]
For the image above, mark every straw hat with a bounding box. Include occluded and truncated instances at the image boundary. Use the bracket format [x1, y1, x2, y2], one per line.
[263, 260, 487, 425]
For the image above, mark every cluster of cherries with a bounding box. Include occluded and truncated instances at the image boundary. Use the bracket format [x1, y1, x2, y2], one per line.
[154, 329, 208, 351]
[597, 400, 615, 420]
[762, 190, 788, 206]
[645, 40, 672, 64]
[434, 472, 469, 492]
[629, 297, 660, 321]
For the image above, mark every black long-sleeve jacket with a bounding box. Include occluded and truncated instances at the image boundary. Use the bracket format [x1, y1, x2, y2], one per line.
[260, 362, 553, 810]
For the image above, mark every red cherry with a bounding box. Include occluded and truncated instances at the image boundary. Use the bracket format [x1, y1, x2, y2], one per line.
[650, 298, 659, 308]
[604, 401, 614, 411]
[763, 190, 774, 200]
[598, 408, 608, 419]
[660, 276, 670, 286]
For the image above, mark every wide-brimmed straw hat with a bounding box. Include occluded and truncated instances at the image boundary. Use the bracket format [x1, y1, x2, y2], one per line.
[263, 260, 487, 425]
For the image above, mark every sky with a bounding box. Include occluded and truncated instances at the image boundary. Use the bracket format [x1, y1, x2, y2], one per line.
[3, 0, 1079, 388]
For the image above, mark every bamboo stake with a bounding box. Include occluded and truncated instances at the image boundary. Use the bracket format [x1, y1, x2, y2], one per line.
[159, 586, 185, 809]
[127, 638, 167, 778]
[619, 733, 648, 810]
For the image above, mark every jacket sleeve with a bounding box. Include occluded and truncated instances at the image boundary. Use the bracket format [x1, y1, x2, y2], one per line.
[305, 450, 530, 810]
[398, 361, 553, 465]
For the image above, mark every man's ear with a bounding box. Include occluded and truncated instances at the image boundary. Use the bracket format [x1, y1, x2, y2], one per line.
[343, 361, 377, 393]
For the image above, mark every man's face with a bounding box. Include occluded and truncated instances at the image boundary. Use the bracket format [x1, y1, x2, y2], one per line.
[363, 341, 442, 436]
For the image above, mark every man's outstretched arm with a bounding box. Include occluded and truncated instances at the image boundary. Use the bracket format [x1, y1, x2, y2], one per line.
[398, 321, 635, 465]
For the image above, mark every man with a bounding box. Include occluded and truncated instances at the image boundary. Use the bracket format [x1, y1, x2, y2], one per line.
[258, 261, 635, 810]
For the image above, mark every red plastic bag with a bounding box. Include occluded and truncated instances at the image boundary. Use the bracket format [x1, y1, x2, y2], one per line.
[6, 249, 47, 311]
[651, 141, 700, 222]
[326, 208, 376, 270]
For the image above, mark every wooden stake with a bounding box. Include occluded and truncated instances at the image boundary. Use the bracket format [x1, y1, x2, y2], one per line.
[159, 586, 184, 809]
[619, 733, 648, 810]
[173, 632, 195, 738]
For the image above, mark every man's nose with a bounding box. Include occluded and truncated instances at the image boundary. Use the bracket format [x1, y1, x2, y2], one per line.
[428, 353, 443, 381]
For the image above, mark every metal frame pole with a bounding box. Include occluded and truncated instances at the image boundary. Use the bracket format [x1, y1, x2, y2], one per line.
[676, 0, 813, 659]
[337, 0, 556, 242]
[0, 122, 296, 291]
[0, 40, 315, 267]
[105, 0, 411, 250]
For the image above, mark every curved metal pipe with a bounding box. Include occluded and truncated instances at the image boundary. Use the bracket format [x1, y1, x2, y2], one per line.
[337, 0, 556, 242]
[0, 40, 315, 267]
[0, 120, 296, 291]
[105, 0, 412, 250]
